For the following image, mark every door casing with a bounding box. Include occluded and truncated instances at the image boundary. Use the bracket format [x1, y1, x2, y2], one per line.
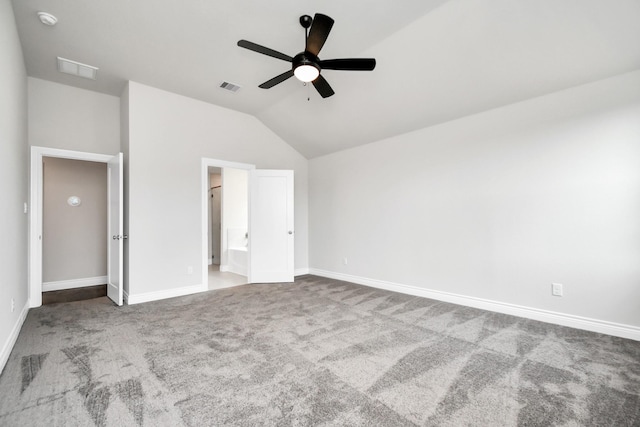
[29, 146, 121, 307]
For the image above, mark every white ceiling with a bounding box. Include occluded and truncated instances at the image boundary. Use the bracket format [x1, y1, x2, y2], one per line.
[11, 0, 640, 158]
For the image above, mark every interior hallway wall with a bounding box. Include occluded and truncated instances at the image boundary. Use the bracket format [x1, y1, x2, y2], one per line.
[0, 0, 29, 371]
[309, 70, 640, 330]
[42, 157, 107, 288]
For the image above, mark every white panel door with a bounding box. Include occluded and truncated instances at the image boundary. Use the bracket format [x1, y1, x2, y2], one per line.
[107, 153, 123, 305]
[249, 169, 294, 283]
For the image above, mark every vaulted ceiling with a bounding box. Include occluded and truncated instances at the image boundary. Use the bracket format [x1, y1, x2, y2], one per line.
[11, 0, 640, 158]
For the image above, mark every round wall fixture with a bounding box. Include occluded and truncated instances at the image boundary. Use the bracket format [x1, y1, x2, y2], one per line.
[67, 196, 81, 207]
[37, 12, 58, 26]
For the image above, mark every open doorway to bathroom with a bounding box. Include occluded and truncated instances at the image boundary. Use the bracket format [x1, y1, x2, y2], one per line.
[207, 165, 249, 290]
[208, 167, 222, 268]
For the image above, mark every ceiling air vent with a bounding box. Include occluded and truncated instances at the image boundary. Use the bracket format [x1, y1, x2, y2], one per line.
[219, 81, 241, 93]
[57, 57, 98, 80]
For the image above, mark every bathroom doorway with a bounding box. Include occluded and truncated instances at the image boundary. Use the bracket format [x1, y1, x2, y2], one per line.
[208, 167, 222, 267]
[206, 165, 249, 290]
[201, 157, 295, 289]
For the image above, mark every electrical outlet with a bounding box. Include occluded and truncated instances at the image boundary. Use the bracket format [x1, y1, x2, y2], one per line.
[187, 266, 193, 275]
[343, 258, 348, 265]
[552, 283, 563, 297]
[11, 298, 15, 313]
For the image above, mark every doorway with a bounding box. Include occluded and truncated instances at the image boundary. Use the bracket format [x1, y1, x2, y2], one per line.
[41, 157, 107, 303]
[201, 157, 295, 289]
[208, 167, 222, 268]
[29, 147, 123, 308]
[204, 160, 252, 290]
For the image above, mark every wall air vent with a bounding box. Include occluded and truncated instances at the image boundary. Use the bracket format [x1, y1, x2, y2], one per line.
[57, 57, 98, 80]
[219, 81, 241, 93]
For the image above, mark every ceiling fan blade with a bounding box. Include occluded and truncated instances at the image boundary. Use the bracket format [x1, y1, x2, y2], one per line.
[319, 58, 376, 71]
[306, 14, 334, 56]
[237, 40, 293, 62]
[259, 70, 295, 89]
[312, 74, 335, 98]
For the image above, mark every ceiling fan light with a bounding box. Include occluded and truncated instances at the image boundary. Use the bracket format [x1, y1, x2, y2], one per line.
[294, 64, 320, 82]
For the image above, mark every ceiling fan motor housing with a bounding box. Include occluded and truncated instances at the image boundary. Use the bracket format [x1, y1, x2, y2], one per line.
[292, 52, 320, 73]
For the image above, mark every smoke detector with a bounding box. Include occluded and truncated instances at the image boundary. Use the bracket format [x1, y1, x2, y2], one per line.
[37, 12, 58, 26]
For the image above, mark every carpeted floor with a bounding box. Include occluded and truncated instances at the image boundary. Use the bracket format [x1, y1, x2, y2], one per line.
[1, 275, 639, 426]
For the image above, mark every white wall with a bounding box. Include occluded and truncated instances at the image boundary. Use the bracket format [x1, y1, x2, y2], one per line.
[42, 157, 107, 284]
[222, 169, 248, 233]
[28, 77, 120, 154]
[309, 70, 640, 333]
[126, 82, 308, 297]
[0, 0, 29, 371]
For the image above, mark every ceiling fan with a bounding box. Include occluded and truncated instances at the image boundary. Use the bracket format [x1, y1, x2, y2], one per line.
[237, 13, 376, 98]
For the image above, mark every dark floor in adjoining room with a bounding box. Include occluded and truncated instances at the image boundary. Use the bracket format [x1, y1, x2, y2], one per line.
[42, 284, 107, 305]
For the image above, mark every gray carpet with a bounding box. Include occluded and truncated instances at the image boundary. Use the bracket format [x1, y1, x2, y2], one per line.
[1, 275, 639, 426]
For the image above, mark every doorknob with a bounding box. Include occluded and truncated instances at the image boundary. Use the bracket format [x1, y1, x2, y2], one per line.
[112, 235, 119, 240]
[288, 230, 294, 235]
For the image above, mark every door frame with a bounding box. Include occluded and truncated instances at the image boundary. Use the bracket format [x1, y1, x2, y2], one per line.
[29, 146, 114, 307]
[201, 158, 255, 288]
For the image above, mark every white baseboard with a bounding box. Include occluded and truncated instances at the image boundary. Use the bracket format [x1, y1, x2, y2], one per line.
[0, 301, 29, 374]
[295, 268, 310, 277]
[219, 264, 229, 272]
[42, 276, 108, 292]
[126, 284, 207, 305]
[309, 268, 640, 342]
[208, 259, 213, 266]
[228, 266, 247, 276]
